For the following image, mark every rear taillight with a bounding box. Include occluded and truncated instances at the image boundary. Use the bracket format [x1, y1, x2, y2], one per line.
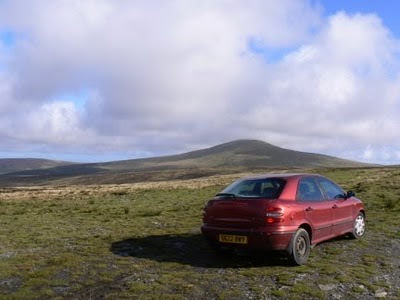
[265, 207, 284, 224]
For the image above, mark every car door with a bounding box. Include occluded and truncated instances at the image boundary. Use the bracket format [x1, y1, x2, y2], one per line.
[297, 177, 333, 243]
[317, 177, 354, 236]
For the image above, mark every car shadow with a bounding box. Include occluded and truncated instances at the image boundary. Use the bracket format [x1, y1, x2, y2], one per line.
[110, 233, 291, 268]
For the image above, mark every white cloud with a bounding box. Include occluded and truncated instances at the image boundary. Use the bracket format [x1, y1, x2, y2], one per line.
[362, 145, 374, 161]
[5, 101, 94, 146]
[24, 102, 89, 143]
[0, 1, 399, 163]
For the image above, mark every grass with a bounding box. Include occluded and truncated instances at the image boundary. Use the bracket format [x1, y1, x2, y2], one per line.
[0, 167, 399, 299]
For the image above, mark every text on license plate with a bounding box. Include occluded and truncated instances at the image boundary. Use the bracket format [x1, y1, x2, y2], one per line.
[219, 234, 248, 244]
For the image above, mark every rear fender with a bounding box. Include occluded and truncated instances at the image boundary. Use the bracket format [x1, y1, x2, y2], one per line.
[285, 232, 296, 255]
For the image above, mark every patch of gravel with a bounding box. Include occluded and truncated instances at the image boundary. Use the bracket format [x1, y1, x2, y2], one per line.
[0, 251, 16, 259]
[0, 277, 22, 293]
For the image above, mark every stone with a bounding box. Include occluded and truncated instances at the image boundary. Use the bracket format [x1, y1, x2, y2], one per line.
[318, 284, 336, 291]
[374, 290, 387, 298]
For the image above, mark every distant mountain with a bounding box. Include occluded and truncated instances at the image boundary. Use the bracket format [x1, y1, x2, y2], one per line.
[0, 158, 75, 175]
[0, 140, 372, 187]
[95, 139, 369, 171]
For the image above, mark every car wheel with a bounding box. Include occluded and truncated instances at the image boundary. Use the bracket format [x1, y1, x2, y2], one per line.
[288, 228, 310, 265]
[350, 212, 365, 239]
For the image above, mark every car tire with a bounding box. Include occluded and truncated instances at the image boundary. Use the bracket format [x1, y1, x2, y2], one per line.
[288, 228, 310, 265]
[350, 212, 365, 239]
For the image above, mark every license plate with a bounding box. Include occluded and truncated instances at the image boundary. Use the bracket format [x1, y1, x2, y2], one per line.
[219, 234, 247, 244]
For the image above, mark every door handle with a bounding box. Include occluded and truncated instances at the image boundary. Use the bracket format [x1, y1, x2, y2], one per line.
[332, 204, 338, 209]
[305, 207, 313, 212]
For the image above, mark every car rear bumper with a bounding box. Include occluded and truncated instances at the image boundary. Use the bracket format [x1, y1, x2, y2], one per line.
[201, 224, 295, 251]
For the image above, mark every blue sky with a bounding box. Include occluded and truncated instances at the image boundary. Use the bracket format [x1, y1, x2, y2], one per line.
[323, 0, 400, 37]
[0, 30, 16, 46]
[0, 0, 400, 164]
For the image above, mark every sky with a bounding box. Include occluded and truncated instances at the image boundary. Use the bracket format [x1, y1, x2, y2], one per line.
[0, 0, 400, 164]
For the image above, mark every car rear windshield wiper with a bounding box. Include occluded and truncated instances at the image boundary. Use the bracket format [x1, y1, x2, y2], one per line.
[215, 193, 236, 198]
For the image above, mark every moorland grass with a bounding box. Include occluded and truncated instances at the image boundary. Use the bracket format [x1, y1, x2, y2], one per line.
[0, 167, 399, 299]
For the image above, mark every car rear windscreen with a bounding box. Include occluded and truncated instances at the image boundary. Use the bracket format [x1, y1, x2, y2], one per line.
[219, 178, 286, 199]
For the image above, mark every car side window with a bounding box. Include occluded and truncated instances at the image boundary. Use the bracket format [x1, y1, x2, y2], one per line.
[297, 177, 324, 201]
[317, 178, 345, 200]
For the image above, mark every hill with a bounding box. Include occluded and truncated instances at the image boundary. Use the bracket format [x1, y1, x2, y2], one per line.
[93, 139, 368, 170]
[0, 158, 74, 175]
[0, 140, 372, 186]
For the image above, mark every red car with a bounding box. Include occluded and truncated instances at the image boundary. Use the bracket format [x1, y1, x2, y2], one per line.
[201, 174, 365, 265]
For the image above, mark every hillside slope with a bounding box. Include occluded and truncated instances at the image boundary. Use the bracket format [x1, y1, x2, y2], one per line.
[0, 158, 74, 175]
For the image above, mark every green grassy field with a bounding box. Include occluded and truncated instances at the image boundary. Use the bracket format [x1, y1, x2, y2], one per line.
[0, 168, 399, 299]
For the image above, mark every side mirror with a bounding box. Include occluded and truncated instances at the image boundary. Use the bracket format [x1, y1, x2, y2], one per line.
[346, 190, 355, 199]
